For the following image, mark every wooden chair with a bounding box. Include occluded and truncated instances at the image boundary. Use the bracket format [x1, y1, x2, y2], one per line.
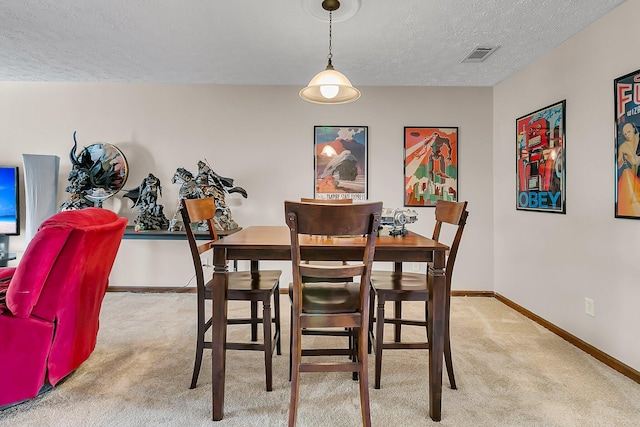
[288, 197, 356, 380]
[180, 197, 282, 391]
[370, 200, 468, 390]
[285, 200, 382, 427]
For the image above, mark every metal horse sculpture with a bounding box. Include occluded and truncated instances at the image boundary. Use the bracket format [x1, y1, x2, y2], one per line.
[169, 161, 247, 232]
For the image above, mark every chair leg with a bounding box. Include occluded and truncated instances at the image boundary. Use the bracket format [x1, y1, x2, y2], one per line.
[445, 335, 457, 389]
[374, 295, 385, 389]
[444, 296, 456, 389]
[251, 301, 258, 341]
[190, 334, 204, 389]
[357, 321, 372, 427]
[368, 287, 375, 354]
[424, 301, 429, 340]
[426, 300, 456, 388]
[288, 308, 293, 381]
[394, 300, 402, 342]
[262, 298, 273, 392]
[190, 300, 207, 389]
[351, 329, 358, 381]
[274, 287, 282, 355]
[289, 319, 302, 427]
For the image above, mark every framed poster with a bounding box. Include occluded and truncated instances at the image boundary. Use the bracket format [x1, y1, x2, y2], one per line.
[314, 126, 368, 201]
[614, 69, 640, 219]
[516, 100, 566, 213]
[404, 127, 458, 207]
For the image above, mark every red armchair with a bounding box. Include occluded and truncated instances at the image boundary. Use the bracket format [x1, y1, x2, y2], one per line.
[0, 208, 127, 408]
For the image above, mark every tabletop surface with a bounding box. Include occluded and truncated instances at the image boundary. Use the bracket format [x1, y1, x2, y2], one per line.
[211, 225, 449, 252]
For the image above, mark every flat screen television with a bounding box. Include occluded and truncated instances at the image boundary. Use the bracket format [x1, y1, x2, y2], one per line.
[0, 166, 20, 236]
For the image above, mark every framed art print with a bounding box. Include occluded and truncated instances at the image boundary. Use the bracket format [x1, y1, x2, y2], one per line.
[404, 127, 458, 207]
[314, 126, 368, 201]
[614, 69, 640, 219]
[516, 100, 566, 213]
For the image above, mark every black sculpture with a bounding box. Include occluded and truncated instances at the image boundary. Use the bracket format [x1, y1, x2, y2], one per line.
[60, 131, 128, 210]
[123, 173, 170, 231]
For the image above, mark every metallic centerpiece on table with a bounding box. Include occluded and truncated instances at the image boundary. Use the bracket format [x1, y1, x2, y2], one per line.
[380, 207, 418, 236]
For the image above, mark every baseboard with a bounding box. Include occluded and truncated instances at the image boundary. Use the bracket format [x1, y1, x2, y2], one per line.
[107, 286, 196, 293]
[105, 286, 640, 385]
[494, 292, 640, 385]
[451, 290, 494, 297]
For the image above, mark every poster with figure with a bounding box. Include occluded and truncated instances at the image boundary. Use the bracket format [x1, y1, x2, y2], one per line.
[404, 127, 458, 207]
[516, 101, 566, 213]
[314, 126, 368, 201]
[614, 69, 640, 219]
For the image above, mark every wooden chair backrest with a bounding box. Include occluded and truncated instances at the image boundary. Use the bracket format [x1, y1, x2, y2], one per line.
[286, 201, 381, 239]
[285, 201, 382, 311]
[298, 198, 354, 278]
[431, 200, 469, 286]
[180, 197, 218, 291]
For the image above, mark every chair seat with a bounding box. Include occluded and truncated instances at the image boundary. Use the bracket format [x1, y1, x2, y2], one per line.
[370, 271, 428, 297]
[289, 282, 360, 314]
[206, 270, 281, 293]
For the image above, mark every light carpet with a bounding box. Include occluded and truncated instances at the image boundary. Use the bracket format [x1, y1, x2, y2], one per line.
[1, 293, 639, 426]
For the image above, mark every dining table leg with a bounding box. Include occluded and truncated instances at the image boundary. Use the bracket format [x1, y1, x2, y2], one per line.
[428, 249, 446, 421]
[212, 248, 229, 421]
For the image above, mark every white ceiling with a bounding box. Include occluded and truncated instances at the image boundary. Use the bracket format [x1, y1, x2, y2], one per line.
[0, 0, 627, 87]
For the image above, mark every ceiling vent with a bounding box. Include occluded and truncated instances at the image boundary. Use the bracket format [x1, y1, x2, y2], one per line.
[461, 45, 500, 63]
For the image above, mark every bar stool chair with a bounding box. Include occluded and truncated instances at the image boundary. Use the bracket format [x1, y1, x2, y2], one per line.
[288, 197, 356, 381]
[285, 200, 382, 427]
[370, 200, 468, 390]
[181, 197, 282, 391]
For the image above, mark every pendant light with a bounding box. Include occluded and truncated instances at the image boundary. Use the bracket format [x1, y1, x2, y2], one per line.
[299, 0, 360, 104]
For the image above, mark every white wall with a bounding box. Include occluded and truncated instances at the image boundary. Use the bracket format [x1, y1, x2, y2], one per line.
[1, 0, 636, 375]
[493, 0, 640, 371]
[0, 84, 493, 291]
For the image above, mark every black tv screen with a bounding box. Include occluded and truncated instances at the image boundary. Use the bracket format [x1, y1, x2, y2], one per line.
[0, 166, 20, 236]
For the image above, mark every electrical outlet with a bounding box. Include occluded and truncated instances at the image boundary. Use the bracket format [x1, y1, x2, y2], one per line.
[584, 298, 595, 317]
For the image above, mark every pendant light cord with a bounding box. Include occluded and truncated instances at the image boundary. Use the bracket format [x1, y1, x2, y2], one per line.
[327, 11, 333, 66]
[299, 0, 360, 104]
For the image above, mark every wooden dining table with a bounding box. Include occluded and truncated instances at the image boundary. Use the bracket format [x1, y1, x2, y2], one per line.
[209, 225, 450, 422]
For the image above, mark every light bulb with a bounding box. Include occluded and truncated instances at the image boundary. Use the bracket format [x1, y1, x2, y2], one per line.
[320, 85, 339, 99]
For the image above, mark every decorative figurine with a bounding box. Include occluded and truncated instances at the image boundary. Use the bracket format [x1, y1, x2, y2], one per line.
[60, 131, 128, 210]
[122, 173, 170, 231]
[169, 160, 247, 232]
[380, 208, 418, 236]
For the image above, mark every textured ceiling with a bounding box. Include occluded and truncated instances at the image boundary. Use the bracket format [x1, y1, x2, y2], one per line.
[0, 0, 628, 87]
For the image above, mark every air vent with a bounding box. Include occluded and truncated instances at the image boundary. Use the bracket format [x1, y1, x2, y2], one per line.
[461, 45, 500, 63]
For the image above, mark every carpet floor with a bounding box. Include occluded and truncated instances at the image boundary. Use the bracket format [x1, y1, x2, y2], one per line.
[1, 293, 639, 426]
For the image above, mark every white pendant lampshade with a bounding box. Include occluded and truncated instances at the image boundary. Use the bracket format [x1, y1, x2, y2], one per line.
[299, 61, 361, 104]
[300, 0, 360, 105]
